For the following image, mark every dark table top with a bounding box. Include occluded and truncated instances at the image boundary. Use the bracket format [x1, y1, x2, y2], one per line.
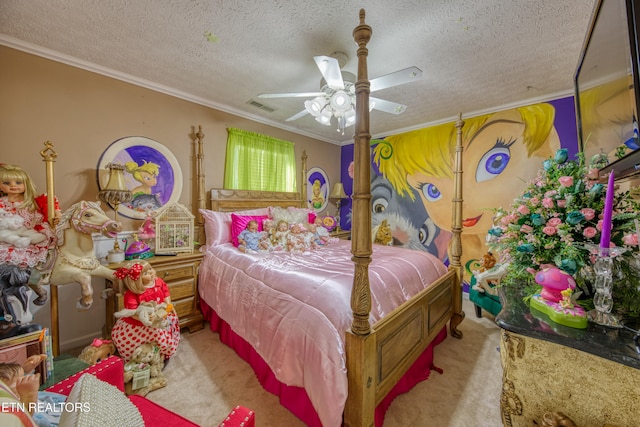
[495, 287, 640, 370]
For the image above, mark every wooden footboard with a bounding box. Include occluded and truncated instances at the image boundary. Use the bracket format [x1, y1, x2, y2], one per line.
[344, 269, 459, 426]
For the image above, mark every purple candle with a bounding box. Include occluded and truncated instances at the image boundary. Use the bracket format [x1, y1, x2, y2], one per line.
[599, 170, 615, 249]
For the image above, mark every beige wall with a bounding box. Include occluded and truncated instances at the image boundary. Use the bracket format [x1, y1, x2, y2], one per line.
[0, 45, 341, 230]
[0, 45, 340, 350]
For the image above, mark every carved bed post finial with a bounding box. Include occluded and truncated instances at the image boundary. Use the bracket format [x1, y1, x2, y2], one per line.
[195, 125, 206, 245]
[40, 141, 57, 227]
[350, 8, 372, 336]
[301, 150, 308, 208]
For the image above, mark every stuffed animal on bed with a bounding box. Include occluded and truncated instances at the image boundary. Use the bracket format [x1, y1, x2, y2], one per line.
[373, 219, 393, 246]
[0, 208, 47, 248]
[77, 338, 117, 365]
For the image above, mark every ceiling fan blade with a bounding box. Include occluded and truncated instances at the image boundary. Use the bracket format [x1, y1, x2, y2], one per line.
[314, 56, 344, 90]
[257, 92, 325, 99]
[370, 97, 407, 115]
[370, 66, 422, 92]
[285, 109, 310, 122]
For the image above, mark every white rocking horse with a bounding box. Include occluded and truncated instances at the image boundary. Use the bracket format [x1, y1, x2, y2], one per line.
[39, 201, 121, 310]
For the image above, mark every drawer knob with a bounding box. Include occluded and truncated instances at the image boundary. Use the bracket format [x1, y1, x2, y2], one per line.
[162, 272, 169, 278]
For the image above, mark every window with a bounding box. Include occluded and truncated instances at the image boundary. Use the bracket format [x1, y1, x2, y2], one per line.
[224, 128, 297, 192]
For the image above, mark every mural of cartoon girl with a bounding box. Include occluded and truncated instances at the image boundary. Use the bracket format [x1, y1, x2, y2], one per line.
[374, 104, 561, 273]
[311, 179, 324, 209]
[125, 160, 160, 198]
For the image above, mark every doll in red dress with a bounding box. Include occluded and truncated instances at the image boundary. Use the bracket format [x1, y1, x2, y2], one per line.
[110, 260, 180, 362]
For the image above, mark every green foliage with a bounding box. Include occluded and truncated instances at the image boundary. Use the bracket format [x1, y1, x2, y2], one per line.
[489, 149, 640, 319]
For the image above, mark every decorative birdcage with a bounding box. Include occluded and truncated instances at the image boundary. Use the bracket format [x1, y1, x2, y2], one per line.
[153, 202, 195, 253]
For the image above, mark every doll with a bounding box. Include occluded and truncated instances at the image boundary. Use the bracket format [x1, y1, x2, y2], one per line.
[287, 223, 310, 253]
[312, 216, 332, 245]
[110, 260, 180, 363]
[0, 355, 48, 415]
[237, 220, 261, 254]
[0, 164, 59, 269]
[273, 220, 289, 250]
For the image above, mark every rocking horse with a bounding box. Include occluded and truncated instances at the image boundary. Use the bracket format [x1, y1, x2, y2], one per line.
[39, 200, 121, 310]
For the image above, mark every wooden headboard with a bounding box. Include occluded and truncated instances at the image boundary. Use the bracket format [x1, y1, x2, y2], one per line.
[208, 189, 302, 212]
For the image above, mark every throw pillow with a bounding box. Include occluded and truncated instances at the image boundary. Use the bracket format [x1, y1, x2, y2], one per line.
[59, 374, 144, 427]
[230, 214, 268, 247]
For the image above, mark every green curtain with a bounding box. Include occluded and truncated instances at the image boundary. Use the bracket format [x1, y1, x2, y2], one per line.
[224, 128, 297, 191]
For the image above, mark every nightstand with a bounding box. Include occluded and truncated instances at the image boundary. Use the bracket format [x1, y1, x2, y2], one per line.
[105, 251, 204, 337]
[330, 229, 351, 240]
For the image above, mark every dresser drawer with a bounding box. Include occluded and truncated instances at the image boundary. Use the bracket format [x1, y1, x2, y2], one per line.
[174, 297, 196, 319]
[168, 278, 195, 301]
[155, 264, 195, 282]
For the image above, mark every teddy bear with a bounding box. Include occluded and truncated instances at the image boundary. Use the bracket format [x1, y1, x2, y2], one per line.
[123, 342, 167, 396]
[373, 219, 393, 246]
[0, 208, 46, 248]
[77, 338, 117, 365]
[114, 300, 171, 329]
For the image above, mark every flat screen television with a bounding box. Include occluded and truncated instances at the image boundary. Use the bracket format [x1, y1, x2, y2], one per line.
[575, 0, 640, 181]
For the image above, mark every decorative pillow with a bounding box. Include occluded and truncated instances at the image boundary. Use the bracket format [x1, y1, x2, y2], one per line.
[270, 207, 314, 227]
[59, 374, 144, 427]
[200, 208, 270, 247]
[231, 214, 268, 247]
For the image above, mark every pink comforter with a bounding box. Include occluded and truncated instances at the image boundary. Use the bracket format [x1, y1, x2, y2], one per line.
[198, 240, 447, 427]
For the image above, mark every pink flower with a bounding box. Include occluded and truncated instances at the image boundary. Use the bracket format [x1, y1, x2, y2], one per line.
[558, 176, 574, 187]
[583, 227, 597, 239]
[556, 199, 566, 208]
[580, 208, 595, 221]
[623, 233, 639, 246]
[544, 190, 557, 198]
[587, 168, 599, 180]
[543, 226, 557, 236]
[520, 224, 533, 234]
[517, 205, 530, 215]
[542, 198, 554, 208]
[530, 197, 540, 206]
[547, 217, 562, 228]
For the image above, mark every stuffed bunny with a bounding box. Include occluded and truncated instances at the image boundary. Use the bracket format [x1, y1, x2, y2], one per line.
[0, 208, 46, 248]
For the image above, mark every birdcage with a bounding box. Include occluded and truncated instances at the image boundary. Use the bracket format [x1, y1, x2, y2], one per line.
[153, 203, 195, 253]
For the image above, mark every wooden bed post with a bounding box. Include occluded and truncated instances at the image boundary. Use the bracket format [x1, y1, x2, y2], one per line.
[345, 9, 375, 427]
[301, 150, 307, 208]
[194, 125, 206, 244]
[449, 114, 465, 338]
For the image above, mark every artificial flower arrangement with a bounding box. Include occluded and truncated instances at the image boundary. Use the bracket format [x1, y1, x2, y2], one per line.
[488, 148, 640, 318]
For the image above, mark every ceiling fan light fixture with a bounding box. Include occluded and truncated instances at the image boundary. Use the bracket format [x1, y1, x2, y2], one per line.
[330, 91, 352, 113]
[304, 97, 327, 117]
[316, 108, 332, 126]
[344, 108, 356, 126]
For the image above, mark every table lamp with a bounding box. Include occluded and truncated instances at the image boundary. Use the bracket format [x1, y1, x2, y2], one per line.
[98, 163, 133, 263]
[329, 182, 347, 231]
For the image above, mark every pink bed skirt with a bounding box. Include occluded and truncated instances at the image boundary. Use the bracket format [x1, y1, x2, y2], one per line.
[201, 300, 448, 426]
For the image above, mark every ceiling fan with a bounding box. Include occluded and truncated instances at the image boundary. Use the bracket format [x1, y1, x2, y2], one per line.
[257, 52, 422, 134]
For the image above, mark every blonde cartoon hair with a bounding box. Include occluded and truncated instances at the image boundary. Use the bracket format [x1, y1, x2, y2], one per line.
[374, 104, 555, 199]
[0, 164, 39, 211]
[125, 160, 160, 184]
[113, 259, 152, 294]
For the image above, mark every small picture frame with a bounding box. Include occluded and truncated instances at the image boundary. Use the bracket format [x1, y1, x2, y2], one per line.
[321, 215, 336, 231]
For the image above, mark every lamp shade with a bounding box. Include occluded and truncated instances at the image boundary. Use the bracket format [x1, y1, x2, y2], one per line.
[98, 163, 133, 206]
[329, 182, 347, 199]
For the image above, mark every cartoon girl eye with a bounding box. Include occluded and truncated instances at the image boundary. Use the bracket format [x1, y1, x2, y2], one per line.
[419, 183, 442, 202]
[372, 197, 388, 213]
[475, 138, 514, 182]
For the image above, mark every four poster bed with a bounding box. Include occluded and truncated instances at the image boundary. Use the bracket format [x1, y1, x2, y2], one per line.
[193, 10, 465, 427]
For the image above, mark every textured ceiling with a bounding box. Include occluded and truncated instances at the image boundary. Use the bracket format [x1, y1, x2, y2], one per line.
[0, 0, 597, 145]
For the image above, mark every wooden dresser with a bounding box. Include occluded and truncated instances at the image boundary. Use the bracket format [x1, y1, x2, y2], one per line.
[105, 251, 204, 336]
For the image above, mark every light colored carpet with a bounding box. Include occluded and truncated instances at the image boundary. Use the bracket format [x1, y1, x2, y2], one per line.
[147, 297, 503, 426]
